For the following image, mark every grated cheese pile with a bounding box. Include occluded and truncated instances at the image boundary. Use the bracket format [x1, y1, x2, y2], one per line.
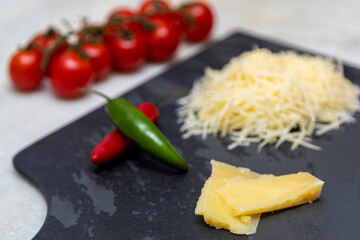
[177, 48, 360, 151]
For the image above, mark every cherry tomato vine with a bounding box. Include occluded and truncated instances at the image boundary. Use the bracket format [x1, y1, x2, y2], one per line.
[8, 0, 214, 99]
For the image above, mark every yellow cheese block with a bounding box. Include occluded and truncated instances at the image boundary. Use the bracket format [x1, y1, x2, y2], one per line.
[195, 160, 261, 235]
[217, 172, 324, 216]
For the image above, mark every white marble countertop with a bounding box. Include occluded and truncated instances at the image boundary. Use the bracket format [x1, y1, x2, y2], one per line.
[1, 0, 359, 239]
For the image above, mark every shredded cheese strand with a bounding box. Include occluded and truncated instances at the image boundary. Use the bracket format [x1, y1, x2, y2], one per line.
[177, 48, 360, 151]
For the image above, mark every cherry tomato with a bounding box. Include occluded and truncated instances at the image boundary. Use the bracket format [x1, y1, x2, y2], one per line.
[82, 41, 112, 81]
[108, 8, 135, 22]
[106, 8, 144, 33]
[166, 11, 187, 32]
[146, 16, 181, 61]
[49, 51, 94, 98]
[31, 29, 68, 64]
[139, 0, 170, 15]
[104, 30, 146, 71]
[180, 2, 214, 42]
[8, 48, 45, 91]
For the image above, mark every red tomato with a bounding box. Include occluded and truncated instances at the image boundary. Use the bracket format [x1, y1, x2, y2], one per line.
[180, 2, 214, 42]
[107, 8, 144, 33]
[104, 30, 146, 71]
[140, 0, 183, 31]
[146, 16, 181, 61]
[82, 41, 112, 81]
[139, 0, 170, 15]
[108, 8, 135, 22]
[32, 29, 68, 57]
[8, 49, 45, 91]
[49, 51, 94, 98]
[166, 11, 187, 31]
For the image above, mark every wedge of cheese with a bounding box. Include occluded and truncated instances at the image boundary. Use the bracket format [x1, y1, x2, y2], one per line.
[195, 160, 261, 235]
[217, 172, 324, 216]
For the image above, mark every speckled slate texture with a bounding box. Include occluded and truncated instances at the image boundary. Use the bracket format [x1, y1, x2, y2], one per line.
[14, 32, 360, 240]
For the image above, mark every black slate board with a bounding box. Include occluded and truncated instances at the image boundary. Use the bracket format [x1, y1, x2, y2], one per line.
[14, 32, 360, 240]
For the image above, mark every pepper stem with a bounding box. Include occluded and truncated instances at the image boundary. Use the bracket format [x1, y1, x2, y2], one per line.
[77, 88, 111, 101]
[40, 36, 65, 71]
[154, 90, 189, 107]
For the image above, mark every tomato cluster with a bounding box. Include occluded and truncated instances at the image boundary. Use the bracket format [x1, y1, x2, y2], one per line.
[8, 0, 214, 99]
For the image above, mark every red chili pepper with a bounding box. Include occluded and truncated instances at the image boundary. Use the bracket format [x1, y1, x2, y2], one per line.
[137, 102, 159, 123]
[91, 102, 159, 164]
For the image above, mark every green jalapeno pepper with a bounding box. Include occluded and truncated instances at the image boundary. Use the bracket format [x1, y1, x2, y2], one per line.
[106, 97, 188, 171]
[79, 88, 188, 171]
